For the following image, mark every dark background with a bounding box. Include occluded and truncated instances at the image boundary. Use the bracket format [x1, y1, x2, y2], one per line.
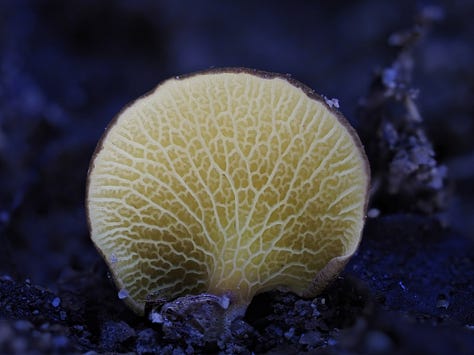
[0, 1, 473, 353]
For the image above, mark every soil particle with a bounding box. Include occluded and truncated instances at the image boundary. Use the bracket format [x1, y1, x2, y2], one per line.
[100, 320, 136, 352]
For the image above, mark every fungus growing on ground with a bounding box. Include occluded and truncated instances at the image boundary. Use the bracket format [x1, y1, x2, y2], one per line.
[86, 68, 370, 321]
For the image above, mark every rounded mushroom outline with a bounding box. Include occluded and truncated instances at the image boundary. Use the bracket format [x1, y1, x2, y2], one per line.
[86, 67, 370, 317]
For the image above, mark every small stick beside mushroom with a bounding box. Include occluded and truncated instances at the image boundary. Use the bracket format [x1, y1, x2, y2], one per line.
[86, 68, 370, 331]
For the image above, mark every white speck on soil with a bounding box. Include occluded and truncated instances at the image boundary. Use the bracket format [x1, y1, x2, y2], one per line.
[398, 281, 407, 291]
[149, 311, 164, 324]
[368, 208, 381, 218]
[324, 96, 340, 108]
[118, 288, 129, 300]
[219, 295, 230, 309]
[51, 297, 61, 308]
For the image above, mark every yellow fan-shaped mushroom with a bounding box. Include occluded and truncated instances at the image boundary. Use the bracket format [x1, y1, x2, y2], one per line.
[86, 68, 370, 316]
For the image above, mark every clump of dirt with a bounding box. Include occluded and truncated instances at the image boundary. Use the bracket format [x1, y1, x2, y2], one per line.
[358, 8, 450, 215]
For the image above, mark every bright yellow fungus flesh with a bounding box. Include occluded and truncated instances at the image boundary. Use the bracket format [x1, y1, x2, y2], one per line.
[87, 68, 370, 316]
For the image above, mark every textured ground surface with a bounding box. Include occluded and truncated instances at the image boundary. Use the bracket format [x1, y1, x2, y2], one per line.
[1, 1, 473, 354]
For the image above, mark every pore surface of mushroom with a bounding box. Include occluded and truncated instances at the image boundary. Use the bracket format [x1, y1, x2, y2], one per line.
[87, 68, 370, 315]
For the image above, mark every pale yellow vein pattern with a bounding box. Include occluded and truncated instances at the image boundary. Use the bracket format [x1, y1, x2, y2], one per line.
[87, 70, 369, 314]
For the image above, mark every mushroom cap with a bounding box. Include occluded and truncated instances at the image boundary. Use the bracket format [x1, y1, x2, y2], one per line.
[87, 68, 370, 315]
